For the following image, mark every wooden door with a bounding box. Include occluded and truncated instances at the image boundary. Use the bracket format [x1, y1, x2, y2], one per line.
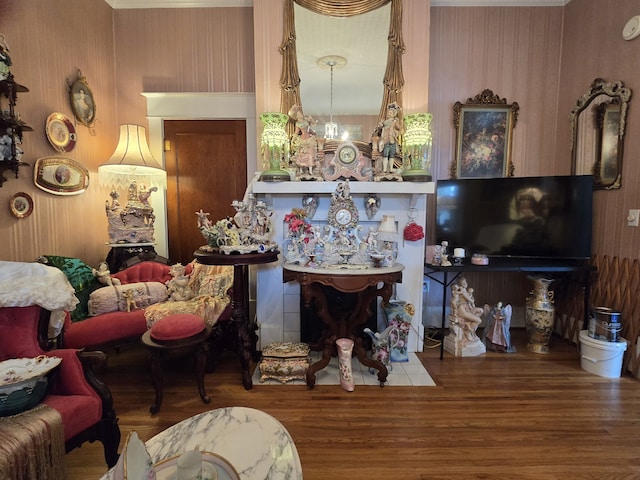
[164, 120, 247, 264]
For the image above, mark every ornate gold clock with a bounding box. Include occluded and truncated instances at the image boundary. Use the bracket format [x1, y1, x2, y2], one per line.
[327, 181, 359, 230]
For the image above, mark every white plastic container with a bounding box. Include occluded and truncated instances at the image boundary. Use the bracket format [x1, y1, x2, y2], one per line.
[579, 330, 627, 378]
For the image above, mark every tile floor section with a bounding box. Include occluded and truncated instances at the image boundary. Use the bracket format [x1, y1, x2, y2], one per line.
[253, 351, 436, 387]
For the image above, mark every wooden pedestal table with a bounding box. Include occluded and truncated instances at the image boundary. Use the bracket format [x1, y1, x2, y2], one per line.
[194, 249, 280, 390]
[283, 263, 404, 388]
[141, 323, 212, 414]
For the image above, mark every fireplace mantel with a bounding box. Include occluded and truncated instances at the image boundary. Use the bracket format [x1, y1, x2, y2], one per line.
[251, 179, 434, 354]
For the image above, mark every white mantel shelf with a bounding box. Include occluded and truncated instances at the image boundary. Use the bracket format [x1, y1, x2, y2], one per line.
[252, 180, 434, 195]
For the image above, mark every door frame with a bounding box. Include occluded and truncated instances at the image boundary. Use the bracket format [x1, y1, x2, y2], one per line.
[143, 92, 257, 257]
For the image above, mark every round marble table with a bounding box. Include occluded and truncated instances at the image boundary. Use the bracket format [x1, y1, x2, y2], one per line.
[100, 406, 303, 480]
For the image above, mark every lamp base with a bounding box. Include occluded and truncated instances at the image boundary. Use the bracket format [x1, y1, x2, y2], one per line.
[402, 169, 432, 182]
[259, 170, 291, 182]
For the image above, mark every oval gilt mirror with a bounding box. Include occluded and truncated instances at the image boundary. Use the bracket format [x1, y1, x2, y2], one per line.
[569, 78, 631, 190]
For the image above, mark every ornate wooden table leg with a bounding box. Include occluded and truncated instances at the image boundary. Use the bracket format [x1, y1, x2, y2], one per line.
[148, 350, 164, 414]
[232, 264, 255, 390]
[195, 341, 210, 404]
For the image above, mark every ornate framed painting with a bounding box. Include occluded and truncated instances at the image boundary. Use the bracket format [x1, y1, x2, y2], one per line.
[9, 192, 33, 218]
[451, 89, 519, 179]
[34, 156, 89, 196]
[68, 70, 96, 129]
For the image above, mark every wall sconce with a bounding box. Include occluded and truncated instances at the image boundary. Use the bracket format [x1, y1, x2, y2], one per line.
[259, 112, 291, 182]
[402, 113, 433, 182]
[98, 124, 166, 190]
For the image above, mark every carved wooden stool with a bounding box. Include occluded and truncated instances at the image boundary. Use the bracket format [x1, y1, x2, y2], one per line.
[141, 313, 212, 414]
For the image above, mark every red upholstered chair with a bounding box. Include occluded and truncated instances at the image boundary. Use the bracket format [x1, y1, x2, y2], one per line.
[0, 305, 120, 467]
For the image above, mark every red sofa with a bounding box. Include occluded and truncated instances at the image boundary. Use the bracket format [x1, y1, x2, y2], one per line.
[61, 261, 175, 350]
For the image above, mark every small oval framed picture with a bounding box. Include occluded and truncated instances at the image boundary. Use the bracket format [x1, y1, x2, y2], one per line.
[68, 71, 96, 128]
[10, 192, 33, 218]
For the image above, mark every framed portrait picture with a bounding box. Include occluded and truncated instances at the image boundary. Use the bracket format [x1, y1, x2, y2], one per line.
[68, 71, 96, 128]
[451, 89, 519, 179]
[34, 156, 90, 195]
[9, 192, 33, 218]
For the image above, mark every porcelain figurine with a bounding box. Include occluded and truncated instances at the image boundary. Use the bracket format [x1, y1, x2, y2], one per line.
[166, 263, 194, 302]
[372, 102, 403, 181]
[443, 276, 486, 357]
[105, 181, 156, 244]
[482, 302, 515, 353]
[288, 105, 322, 180]
[92, 262, 121, 287]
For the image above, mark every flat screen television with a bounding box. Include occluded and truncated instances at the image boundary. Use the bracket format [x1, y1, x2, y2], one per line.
[435, 175, 593, 262]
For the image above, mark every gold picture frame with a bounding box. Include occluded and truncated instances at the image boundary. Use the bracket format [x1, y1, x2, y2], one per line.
[68, 70, 96, 129]
[451, 89, 519, 179]
[34, 156, 89, 196]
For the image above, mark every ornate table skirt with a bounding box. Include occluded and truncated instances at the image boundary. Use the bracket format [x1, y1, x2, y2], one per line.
[0, 404, 66, 480]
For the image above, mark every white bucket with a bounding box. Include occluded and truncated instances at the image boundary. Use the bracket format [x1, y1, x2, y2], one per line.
[579, 330, 627, 378]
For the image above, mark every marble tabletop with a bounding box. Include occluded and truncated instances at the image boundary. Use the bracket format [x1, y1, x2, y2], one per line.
[101, 406, 303, 479]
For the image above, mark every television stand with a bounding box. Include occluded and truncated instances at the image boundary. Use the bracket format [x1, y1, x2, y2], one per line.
[424, 259, 595, 359]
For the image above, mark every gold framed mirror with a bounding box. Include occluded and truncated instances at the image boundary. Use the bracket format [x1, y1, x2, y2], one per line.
[280, 0, 404, 141]
[569, 78, 632, 190]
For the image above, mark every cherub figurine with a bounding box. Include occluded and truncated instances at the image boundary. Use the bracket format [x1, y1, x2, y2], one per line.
[166, 263, 194, 301]
[122, 289, 137, 312]
[92, 262, 121, 286]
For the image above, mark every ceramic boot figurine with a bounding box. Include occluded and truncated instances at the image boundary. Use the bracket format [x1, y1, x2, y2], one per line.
[336, 338, 355, 392]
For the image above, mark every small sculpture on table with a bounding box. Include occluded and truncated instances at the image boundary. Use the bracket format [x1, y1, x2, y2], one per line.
[166, 263, 194, 302]
[197, 195, 277, 255]
[443, 276, 487, 357]
[372, 102, 403, 182]
[288, 105, 323, 181]
[482, 302, 516, 353]
[105, 181, 156, 244]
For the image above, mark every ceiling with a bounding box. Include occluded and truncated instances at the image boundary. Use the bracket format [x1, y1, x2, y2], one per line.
[105, 1, 570, 9]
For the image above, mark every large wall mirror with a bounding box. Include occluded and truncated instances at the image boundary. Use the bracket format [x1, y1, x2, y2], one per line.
[280, 0, 404, 146]
[570, 78, 632, 190]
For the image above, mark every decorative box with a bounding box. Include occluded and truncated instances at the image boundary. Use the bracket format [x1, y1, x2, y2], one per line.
[259, 342, 310, 383]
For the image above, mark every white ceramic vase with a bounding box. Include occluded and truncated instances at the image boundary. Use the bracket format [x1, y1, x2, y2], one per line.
[336, 338, 355, 392]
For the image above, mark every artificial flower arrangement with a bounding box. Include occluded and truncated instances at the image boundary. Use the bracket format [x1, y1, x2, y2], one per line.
[284, 208, 313, 240]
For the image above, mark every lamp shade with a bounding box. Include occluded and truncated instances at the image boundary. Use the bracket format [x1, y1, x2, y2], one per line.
[377, 215, 398, 243]
[99, 124, 166, 190]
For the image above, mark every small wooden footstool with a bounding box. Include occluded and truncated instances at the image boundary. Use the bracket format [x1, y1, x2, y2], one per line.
[141, 313, 212, 414]
[259, 342, 310, 383]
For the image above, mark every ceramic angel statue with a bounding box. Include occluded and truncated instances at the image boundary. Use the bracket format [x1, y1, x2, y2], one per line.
[92, 262, 121, 286]
[482, 302, 516, 352]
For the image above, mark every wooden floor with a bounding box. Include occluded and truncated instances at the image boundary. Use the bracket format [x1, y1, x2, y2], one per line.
[66, 330, 640, 480]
